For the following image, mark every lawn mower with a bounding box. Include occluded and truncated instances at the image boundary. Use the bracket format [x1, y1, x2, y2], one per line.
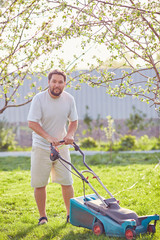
[50, 141, 159, 239]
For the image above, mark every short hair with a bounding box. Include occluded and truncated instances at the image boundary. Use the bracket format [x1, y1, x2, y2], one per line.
[48, 69, 66, 82]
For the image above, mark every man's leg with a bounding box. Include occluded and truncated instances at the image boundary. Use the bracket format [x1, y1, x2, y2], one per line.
[61, 185, 74, 216]
[34, 186, 47, 224]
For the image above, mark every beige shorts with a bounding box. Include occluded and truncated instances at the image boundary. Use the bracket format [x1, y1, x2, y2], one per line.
[31, 146, 73, 188]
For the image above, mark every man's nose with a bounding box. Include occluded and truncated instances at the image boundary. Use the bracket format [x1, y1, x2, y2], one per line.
[54, 82, 59, 87]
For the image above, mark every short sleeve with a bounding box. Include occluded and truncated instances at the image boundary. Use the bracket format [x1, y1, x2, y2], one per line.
[27, 95, 42, 122]
[68, 97, 78, 121]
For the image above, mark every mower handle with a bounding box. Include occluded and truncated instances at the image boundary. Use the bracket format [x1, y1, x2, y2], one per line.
[50, 141, 92, 171]
[59, 140, 79, 150]
[50, 141, 114, 200]
[50, 141, 89, 184]
[50, 141, 114, 203]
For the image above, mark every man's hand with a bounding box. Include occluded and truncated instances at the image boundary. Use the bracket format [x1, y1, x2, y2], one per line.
[47, 136, 59, 146]
[63, 135, 74, 145]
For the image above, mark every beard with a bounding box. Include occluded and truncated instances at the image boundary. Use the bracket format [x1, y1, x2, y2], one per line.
[50, 88, 62, 97]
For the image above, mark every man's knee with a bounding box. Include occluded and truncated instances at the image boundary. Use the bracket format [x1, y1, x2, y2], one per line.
[61, 185, 73, 189]
[34, 186, 46, 194]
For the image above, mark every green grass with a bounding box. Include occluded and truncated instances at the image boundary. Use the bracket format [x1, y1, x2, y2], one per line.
[0, 152, 160, 240]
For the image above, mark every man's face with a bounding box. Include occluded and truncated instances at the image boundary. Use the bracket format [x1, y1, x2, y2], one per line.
[48, 74, 66, 98]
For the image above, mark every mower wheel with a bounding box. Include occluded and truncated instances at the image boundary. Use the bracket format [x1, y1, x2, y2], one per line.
[147, 224, 156, 233]
[92, 221, 104, 236]
[125, 229, 136, 240]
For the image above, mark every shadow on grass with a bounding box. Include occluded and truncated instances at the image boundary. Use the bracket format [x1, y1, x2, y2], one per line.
[60, 230, 123, 240]
[0, 156, 30, 171]
[11, 222, 67, 240]
[39, 223, 67, 240]
[71, 152, 160, 167]
[0, 151, 160, 172]
[11, 224, 39, 240]
[60, 230, 155, 240]
[60, 230, 105, 240]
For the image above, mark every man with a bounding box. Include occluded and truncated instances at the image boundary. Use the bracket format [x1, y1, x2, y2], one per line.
[27, 69, 78, 225]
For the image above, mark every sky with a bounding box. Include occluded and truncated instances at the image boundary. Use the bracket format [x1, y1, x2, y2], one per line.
[57, 38, 108, 70]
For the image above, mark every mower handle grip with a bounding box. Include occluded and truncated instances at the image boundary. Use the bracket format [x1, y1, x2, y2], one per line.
[50, 141, 92, 172]
[52, 140, 80, 151]
[50, 140, 80, 151]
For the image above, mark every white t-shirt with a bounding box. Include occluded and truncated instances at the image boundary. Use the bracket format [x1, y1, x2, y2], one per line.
[27, 90, 78, 149]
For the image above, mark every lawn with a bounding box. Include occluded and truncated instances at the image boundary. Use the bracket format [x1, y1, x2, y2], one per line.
[0, 152, 160, 240]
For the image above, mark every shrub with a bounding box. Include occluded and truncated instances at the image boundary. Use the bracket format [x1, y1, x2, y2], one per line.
[156, 137, 160, 150]
[136, 135, 157, 151]
[119, 135, 136, 151]
[79, 137, 98, 148]
[0, 118, 17, 151]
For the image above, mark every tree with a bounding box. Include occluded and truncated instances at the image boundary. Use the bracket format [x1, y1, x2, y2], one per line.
[125, 105, 153, 133]
[56, 0, 160, 113]
[0, 0, 78, 113]
[83, 105, 93, 135]
[1, 0, 160, 114]
[103, 115, 115, 161]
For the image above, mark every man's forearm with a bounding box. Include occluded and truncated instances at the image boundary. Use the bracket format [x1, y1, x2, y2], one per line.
[28, 121, 51, 142]
[67, 120, 78, 137]
[63, 120, 78, 144]
[28, 120, 78, 145]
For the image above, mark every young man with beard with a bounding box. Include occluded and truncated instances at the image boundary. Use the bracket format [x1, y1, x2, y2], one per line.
[27, 69, 78, 225]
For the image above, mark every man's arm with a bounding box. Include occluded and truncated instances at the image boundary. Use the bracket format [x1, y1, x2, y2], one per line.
[63, 120, 78, 144]
[28, 121, 59, 146]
